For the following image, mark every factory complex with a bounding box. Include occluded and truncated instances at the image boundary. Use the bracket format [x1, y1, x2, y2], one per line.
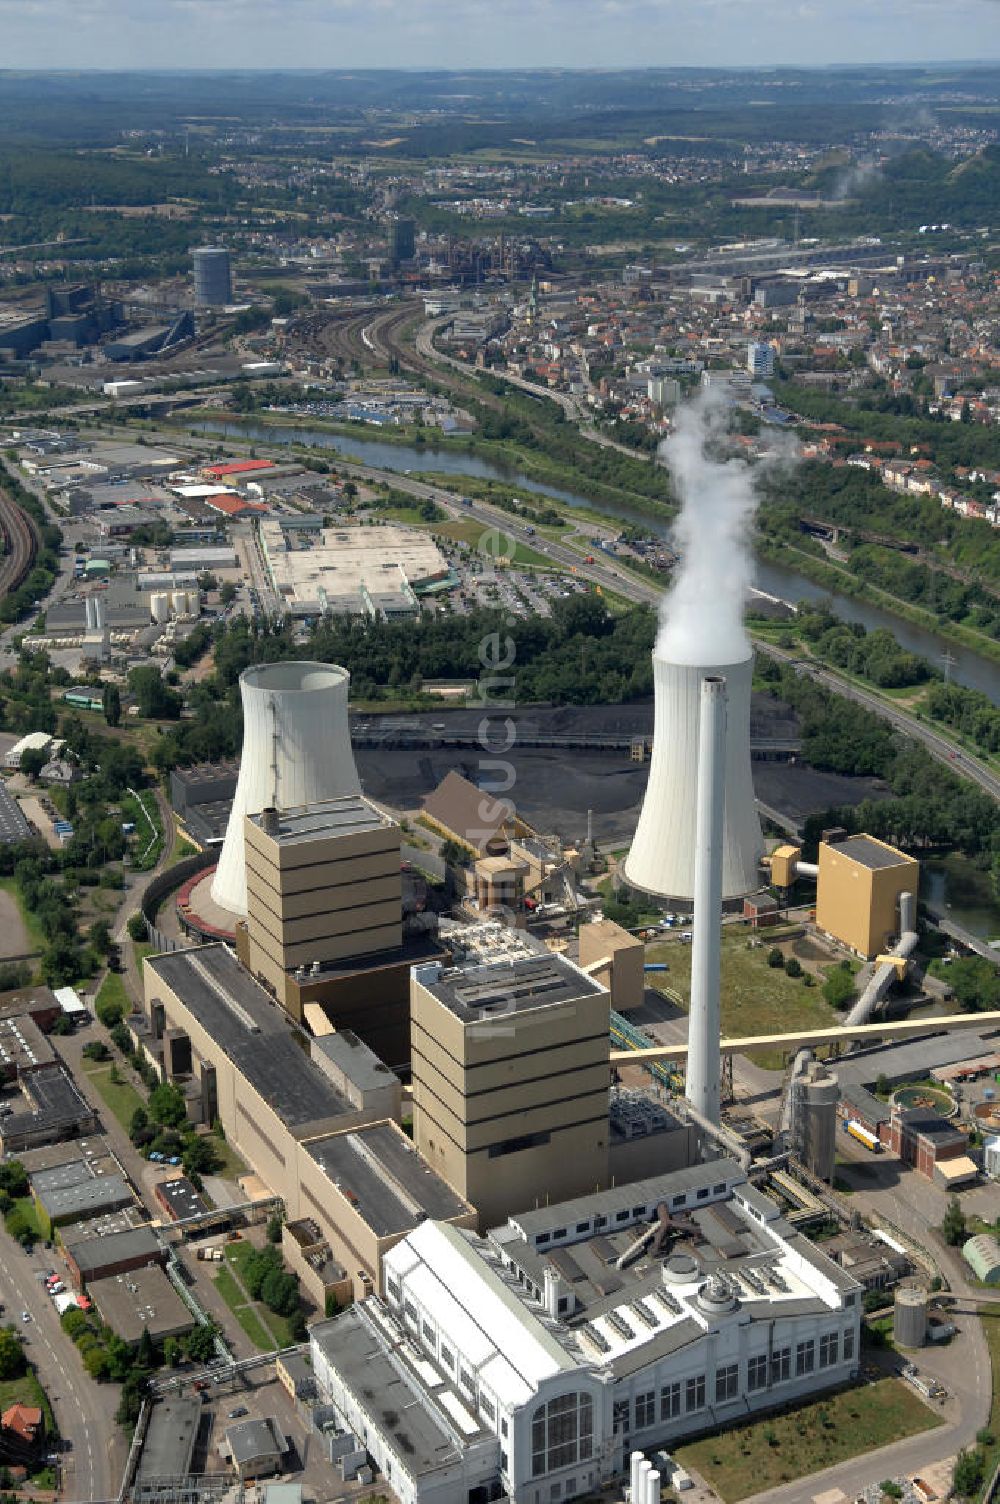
[106, 600, 999, 1504]
[259, 517, 452, 617]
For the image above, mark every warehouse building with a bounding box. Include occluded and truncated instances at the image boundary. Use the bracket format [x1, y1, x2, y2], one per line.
[64, 1224, 166, 1290]
[89, 1265, 194, 1344]
[259, 519, 449, 617]
[0, 1066, 99, 1154]
[886, 1104, 977, 1187]
[310, 1159, 861, 1504]
[134, 1395, 202, 1503]
[964, 1234, 1000, 1285]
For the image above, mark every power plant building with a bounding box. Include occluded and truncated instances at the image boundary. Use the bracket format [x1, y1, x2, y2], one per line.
[192, 246, 233, 307]
[243, 797, 403, 1004]
[310, 1159, 861, 1504]
[814, 833, 918, 960]
[410, 953, 612, 1229]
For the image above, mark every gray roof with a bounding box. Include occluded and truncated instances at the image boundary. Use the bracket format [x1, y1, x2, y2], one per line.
[0, 784, 31, 846]
[248, 796, 390, 845]
[146, 945, 354, 1131]
[423, 952, 603, 1024]
[307, 1124, 469, 1238]
[835, 835, 910, 871]
[311, 1309, 488, 1477]
[36, 1173, 132, 1221]
[137, 1396, 202, 1488]
[312, 1030, 395, 1095]
[226, 1417, 287, 1466]
[65, 1225, 163, 1276]
[5, 1065, 95, 1138]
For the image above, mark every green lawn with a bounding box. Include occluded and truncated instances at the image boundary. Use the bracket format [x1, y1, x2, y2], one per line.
[212, 1265, 274, 1352]
[82, 1062, 146, 1131]
[206, 1132, 246, 1182]
[223, 1243, 301, 1348]
[673, 1380, 942, 1503]
[94, 969, 129, 1019]
[645, 927, 840, 1067]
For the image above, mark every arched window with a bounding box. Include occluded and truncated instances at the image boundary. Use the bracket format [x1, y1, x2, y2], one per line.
[530, 1392, 594, 1478]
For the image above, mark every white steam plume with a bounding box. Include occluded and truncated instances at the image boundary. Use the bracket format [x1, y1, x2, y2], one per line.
[655, 387, 796, 667]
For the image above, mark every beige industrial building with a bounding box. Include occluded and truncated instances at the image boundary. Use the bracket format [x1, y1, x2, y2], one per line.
[814, 833, 919, 959]
[259, 519, 449, 617]
[141, 945, 474, 1299]
[243, 798, 402, 1004]
[410, 952, 611, 1229]
[578, 918, 644, 1011]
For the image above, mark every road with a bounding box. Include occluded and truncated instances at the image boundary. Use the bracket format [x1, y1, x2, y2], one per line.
[0, 1235, 124, 1502]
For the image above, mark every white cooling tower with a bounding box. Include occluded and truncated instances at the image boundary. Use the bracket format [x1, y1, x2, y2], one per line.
[210, 661, 361, 916]
[624, 649, 762, 903]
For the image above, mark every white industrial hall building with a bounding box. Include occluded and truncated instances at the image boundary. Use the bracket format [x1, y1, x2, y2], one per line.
[309, 1158, 861, 1504]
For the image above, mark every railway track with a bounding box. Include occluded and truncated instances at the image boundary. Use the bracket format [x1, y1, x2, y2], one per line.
[0, 482, 39, 603]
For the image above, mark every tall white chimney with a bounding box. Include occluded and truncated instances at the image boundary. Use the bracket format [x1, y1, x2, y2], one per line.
[624, 649, 761, 904]
[685, 675, 727, 1126]
[211, 661, 361, 916]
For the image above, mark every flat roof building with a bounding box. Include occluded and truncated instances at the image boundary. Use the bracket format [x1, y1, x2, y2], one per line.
[0, 1066, 99, 1154]
[33, 1171, 133, 1229]
[64, 1225, 165, 1291]
[135, 1395, 202, 1502]
[88, 1265, 194, 1343]
[411, 953, 611, 1229]
[259, 519, 448, 617]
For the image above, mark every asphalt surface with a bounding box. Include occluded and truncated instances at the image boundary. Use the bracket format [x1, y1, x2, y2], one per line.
[0, 1235, 125, 1503]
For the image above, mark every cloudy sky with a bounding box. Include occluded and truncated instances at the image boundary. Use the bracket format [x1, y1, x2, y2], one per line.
[1, 0, 997, 70]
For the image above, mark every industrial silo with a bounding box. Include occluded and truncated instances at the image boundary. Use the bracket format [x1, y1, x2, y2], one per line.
[623, 648, 762, 905]
[172, 589, 191, 617]
[192, 246, 232, 307]
[794, 1060, 839, 1183]
[210, 661, 361, 916]
[150, 592, 172, 624]
[893, 1285, 928, 1348]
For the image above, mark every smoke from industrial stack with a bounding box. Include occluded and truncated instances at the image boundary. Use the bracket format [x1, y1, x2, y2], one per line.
[625, 390, 795, 904]
[211, 661, 362, 917]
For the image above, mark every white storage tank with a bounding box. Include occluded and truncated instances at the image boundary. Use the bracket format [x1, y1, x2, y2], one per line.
[172, 589, 191, 616]
[186, 587, 201, 617]
[150, 592, 172, 624]
[893, 1284, 928, 1348]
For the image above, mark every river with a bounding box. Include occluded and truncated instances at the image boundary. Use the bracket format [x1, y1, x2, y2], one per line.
[189, 417, 1000, 702]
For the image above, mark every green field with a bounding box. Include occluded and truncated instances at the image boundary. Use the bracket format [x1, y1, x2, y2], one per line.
[94, 968, 129, 1019]
[0, 876, 45, 953]
[645, 927, 840, 1066]
[82, 1062, 146, 1131]
[212, 1265, 274, 1352]
[221, 1243, 300, 1350]
[673, 1380, 942, 1502]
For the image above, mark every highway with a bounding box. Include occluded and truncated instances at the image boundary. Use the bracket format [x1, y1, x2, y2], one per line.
[0, 1234, 124, 1502]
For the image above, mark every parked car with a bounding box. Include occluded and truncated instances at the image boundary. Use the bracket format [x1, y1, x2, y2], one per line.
[227, 1407, 248, 1419]
[21, 1311, 30, 1323]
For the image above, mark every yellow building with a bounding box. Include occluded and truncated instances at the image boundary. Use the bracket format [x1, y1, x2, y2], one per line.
[578, 918, 645, 1011]
[815, 833, 918, 959]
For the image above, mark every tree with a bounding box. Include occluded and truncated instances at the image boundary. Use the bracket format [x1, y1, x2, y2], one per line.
[129, 1106, 149, 1140]
[875, 1073, 891, 1097]
[767, 947, 784, 969]
[19, 747, 46, 782]
[83, 1041, 111, 1062]
[127, 666, 181, 720]
[89, 919, 112, 955]
[266, 1213, 283, 1245]
[0, 1162, 28, 1199]
[0, 1330, 25, 1381]
[148, 1080, 187, 1128]
[127, 913, 147, 943]
[942, 1195, 967, 1246]
[136, 1326, 156, 1371]
[162, 1336, 182, 1368]
[102, 684, 121, 727]
[186, 1323, 217, 1364]
[823, 968, 857, 1010]
[784, 956, 803, 979]
[182, 1136, 221, 1177]
[953, 1447, 985, 1497]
